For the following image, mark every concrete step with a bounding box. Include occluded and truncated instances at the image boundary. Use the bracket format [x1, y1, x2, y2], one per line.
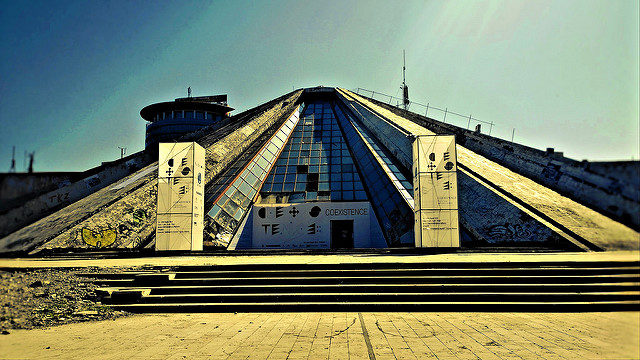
[169, 267, 640, 278]
[89, 274, 640, 287]
[129, 291, 639, 303]
[169, 261, 640, 271]
[107, 300, 640, 313]
[144, 283, 640, 295]
[86, 260, 640, 312]
[127, 274, 640, 286]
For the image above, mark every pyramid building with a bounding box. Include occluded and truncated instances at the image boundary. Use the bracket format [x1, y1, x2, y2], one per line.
[1, 87, 638, 254]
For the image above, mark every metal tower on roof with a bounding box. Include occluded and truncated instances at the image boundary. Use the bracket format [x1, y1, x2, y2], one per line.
[402, 50, 409, 111]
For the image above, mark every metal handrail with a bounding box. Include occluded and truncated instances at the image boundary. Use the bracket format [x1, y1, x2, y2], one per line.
[354, 87, 494, 135]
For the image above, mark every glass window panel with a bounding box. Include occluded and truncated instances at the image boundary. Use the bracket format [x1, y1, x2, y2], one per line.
[271, 183, 284, 192]
[331, 191, 342, 201]
[233, 208, 245, 221]
[319, 173, 330, 181]
[283, 182, 294, 192]
[222, 198, 239, 216]
[355, 190, 367, 200]
[296, 173, 307, 183]
[238, 180, 251, 195]
[247, 187, 257, 201]
[294, 183, 306, 191]
[318, 182, 330, 191]
[342, 173, 353, 181]
[267, 143, 278, 155]
[308, 165, 319, 173]
[342, 191, 354, 201]
[343, 182, 354, 191]
[274, 174, 285, 183]
[285, 174, 296, 182]
[207, 204, 221, 218]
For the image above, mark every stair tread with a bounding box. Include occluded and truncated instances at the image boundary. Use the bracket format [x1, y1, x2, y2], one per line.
[166, 274, 640, 280]
[139, 291, 640, 297]
[110, 282, 640, 289]
[172, 267, 640, 273]
[110, 300, 640, 306]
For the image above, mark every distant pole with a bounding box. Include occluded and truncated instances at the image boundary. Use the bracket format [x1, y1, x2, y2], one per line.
[489, 122, 493, 135]
[9, 146, 16, 173]
[187, 86, 191, 98]
[443, 108, 448, 123]
[467, 114, 472, 130]
[28, 152, 34, 173]
[511, 128, 515, 142]
[425, 103, 429, 117]
[118, 147, 127, 159]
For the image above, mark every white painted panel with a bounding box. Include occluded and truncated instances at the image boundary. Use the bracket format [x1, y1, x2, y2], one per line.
[413, 135, 460, 248]
[415, 209, 460, 247]
[156, 142, 205, 251]
[158, 142, 196, 178]
[156, 213, 195, 251]
[417, 172, 458, 210]
[157, 177, 193, 214]
[252, 202, 370, 249]
[414, 135, 457, 174]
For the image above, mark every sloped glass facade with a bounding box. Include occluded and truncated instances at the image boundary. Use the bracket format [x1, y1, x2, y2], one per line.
[259, 101, 367, 203]
[333, 103, 414, 245]
[204, 104, 303, 243]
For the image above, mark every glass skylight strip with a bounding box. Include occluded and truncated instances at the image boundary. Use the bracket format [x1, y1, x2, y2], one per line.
[350, 120, 414, 207]
[206, 103, 303, 235]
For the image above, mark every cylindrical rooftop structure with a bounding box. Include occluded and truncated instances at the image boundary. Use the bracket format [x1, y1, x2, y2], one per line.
[141, 95, 234, 149]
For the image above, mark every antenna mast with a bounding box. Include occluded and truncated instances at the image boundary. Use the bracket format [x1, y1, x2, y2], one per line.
[402, 50, 409, 111]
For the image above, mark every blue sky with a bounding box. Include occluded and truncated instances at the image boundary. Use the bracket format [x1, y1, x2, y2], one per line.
[1, 0, 638, 172]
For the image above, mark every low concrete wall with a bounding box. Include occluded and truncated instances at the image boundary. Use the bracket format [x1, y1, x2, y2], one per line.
[0, 172, 83, 211]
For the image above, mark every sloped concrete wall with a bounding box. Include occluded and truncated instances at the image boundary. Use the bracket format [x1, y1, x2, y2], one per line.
[340, 89, 639, 251]
[0, 90, 303, 254]
[0, 154, 153, 238]
[359, 94, 639, 230]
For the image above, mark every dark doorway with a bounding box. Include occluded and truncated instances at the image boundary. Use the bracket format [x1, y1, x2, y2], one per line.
[331, 220, 354, 249]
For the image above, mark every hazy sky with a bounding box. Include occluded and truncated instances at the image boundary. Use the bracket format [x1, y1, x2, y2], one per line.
[1, 0, 638, 172]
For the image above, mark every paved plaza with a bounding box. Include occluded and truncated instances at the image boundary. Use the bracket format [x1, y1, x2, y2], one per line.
[1, 311, 638, 359]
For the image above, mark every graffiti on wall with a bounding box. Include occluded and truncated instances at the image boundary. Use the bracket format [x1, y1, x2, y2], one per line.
[487, 223, 532, 240]
[81, 228, 117, 248]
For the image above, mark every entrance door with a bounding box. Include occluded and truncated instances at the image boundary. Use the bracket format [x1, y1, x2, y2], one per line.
[331, 220, 354, 249]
